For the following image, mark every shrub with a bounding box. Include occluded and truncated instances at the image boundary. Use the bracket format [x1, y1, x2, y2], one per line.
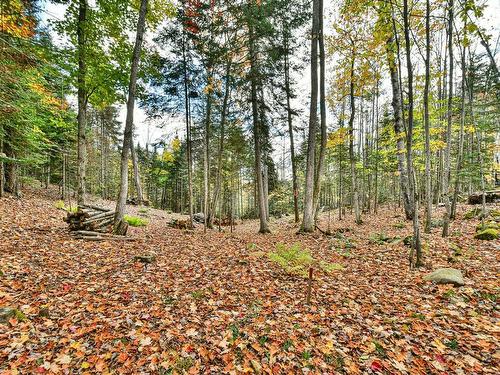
[124, 215, 148, 227]
[54, 200, 65, 209]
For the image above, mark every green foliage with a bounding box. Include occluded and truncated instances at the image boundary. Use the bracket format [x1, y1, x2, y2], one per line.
[124, 215, 148, 227]
[268, 243, 343, 277]
[268, 243, 314, 276]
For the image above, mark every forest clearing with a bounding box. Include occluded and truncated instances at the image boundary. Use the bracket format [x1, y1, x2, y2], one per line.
[1, 0, 500, 373]
[0, 186, 499, 373]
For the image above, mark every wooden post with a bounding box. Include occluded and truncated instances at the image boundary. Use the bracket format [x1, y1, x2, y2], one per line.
[306, 267, 313, 305]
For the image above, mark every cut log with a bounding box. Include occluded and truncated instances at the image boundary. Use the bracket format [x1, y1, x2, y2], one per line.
[468, 190, 500, 204]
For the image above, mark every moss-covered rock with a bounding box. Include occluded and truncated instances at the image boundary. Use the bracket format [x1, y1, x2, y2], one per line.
[464, 208, 481, 220]
[476, 221, 500, 232]
[474, 228, 499, 240]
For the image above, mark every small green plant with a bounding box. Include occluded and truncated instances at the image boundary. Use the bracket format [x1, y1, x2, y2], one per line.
[124, 215, 148, 227]
[268, 243, 343, 277]
[393, 222, 405, 229]
[445, 338, 458, 350]
[191, 290, 205, 299]
[162, 296, 177, 306]
[268, 243, 314, 276]
[229, 323, 240, 342]
[442, 289, 456, 300]
[247, 242, 257, 250]
[282, 339, 293, 351]
[138, 208, 149, 214]
[54, 200, 65, 209]
[174, 357, 193, 372]
[258, 335, 269, 346]
[372, 340, 386, 357]
[302, 350, 312, 360]
[410, 312, 425, 321]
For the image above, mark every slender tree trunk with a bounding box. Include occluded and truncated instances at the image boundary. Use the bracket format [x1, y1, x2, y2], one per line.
[451, 14, 468, 219]
[182, 27, 194, 227]
[248, 20, 270, 233]
[385, 35, 412, 220]
[313, 0, 327, 223]
[114, 0, 148, 234]
[348, 53, 361, 225]
[301, 0, 319, 232]
[210, 60, 231, 227]
[423, 0, 432, 233]
[0, 122, 3, 198]
[130, 141, 143, 204]
[76, 0, 87, 206]
[403, 0, 422, 267]
[374, 80, 379, 213]
[203, 68, 212, 232]
[283, 31, 299, 223]
[442, 0, 454, 237]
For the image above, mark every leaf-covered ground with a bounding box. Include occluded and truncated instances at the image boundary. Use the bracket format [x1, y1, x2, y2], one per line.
[1, 187, 498, 374]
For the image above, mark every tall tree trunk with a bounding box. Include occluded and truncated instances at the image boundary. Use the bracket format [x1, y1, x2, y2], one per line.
[423, 0, 432, 233]
[130, 141, 143, 204]
[182, 26, 194, 227]
[403, 0, 422, 267]
[442, 0, 454, 237]
[0, 122, 3, 198]
[77, 0, 87, 206]
[210, 60, 232, 228]
[203, 68, 212, 232]
[114, 0, 148, 234]
[283, 30, 299, 223]
[385, 35, 412, 220]
[348, 53, 361, 225]
[100, 112, 105, 198]
[451, 13, 468, 219]
[248, 20, 270, 233]
[301, 0, 319, 232]
[313, 0, 327, 222]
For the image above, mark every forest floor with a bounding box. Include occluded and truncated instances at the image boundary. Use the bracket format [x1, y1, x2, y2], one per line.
[0, 187, 498, 374]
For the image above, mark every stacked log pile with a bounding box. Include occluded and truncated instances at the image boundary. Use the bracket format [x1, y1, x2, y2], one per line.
[64, 205, 130, 240]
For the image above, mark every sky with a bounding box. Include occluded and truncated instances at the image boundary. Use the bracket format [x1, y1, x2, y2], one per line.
[39, 0, 500, 158]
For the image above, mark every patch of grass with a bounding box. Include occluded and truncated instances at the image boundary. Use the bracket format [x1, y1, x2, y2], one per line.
[442, 289, 456, 300]
[229, 323, 240, 342]
[174, 357, 194, 372]
[478, 291, 498, 303]
[302, 350, 312, 360]
[393, 222, 405, 229]
[138, 208, 149, 214]
[258, 335, 269, 346]
[162, 296, 177, 306]
[190, 290, 205, 300]
[410, 312, 426, 321]
[372, 340, 386, 357]
[282, 339, 293, 351]
[319, 261, 344, 272]
[124, 215, 148, 227]
[247, 243, 257, 250]
[445, 338, 458, 350]
[54, 200, 65, 209]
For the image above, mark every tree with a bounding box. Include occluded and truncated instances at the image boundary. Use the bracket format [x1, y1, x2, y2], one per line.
[114, 0, 149, 234]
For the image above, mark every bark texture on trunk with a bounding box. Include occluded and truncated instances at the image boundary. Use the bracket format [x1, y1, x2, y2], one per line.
[301, 0, 319, 232]
[114, 0, 148, 233]
[442, 0, 454, 237]
[385, 36, 412, 220]
[77, 0, 87, 206]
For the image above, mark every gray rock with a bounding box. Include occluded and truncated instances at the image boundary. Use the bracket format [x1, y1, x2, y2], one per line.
[193, 212, 205, 223]
[424, 268, 464, 286]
